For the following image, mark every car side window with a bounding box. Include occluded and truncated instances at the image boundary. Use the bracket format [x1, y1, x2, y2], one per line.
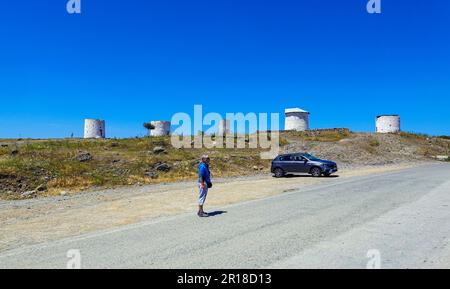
[279, 156, 292, 161]
[293, 155, 305, 161]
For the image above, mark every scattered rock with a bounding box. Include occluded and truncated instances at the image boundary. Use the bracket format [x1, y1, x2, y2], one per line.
[10, 149, 19, 156]
[153, 146, 167, 154]
[21, 190, 36, 198]
[60, 191, 67, 196]
[144, 171, 158, 179]
[143, 162, 172, 177]
[75, 151, 93, 162]
[251, 165, 265, 171]
[173, 161, 183, 167]
[35, 184, 47, 192]
[154, 162, 171, 172]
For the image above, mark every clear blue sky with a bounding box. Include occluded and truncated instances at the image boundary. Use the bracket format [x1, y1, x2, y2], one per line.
[1, 0, 449, 138]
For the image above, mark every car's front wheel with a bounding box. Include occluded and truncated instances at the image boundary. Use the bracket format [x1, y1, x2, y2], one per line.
[310, 167, 322, 177]
[273, 168, 285, 178]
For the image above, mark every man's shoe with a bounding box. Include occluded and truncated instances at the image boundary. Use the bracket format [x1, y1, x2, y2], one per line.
[197, 212, 209, 218]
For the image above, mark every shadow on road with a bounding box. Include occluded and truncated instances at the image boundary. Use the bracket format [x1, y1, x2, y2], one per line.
[207, 211, 227, 217]
[283, 174, 340, 178]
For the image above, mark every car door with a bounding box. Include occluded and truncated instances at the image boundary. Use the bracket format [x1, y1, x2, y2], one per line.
[279, 155, 295, 173]
[292, 155, 308, 173]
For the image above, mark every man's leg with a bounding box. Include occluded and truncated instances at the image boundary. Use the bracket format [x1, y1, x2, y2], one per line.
[198, 185, 208, 216]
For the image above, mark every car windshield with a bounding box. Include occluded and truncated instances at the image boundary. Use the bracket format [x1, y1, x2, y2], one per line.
[302, 153, 321, 161]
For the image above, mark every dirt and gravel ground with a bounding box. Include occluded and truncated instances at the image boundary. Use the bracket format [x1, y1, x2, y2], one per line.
[0, 162, 426, 253]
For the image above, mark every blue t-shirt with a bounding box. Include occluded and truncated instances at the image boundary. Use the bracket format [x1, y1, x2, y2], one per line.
[198, 162, 211, 183]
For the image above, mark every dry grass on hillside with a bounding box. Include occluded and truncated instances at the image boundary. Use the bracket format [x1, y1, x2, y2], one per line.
[0, 136, 273, 199]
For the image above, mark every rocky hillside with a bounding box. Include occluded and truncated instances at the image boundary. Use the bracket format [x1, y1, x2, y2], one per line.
[283, 130, 450, 167]
[0, 131, 449, 199]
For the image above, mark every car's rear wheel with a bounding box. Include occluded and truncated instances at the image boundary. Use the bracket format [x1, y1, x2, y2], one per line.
[273, 168, 285, 178]
[310, 167, 322, 177]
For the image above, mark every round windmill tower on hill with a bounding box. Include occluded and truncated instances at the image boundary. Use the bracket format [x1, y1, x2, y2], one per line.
[284, 108, 310, 131]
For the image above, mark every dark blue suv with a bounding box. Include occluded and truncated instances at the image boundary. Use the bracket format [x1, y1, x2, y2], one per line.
[271, 153, 338, 178]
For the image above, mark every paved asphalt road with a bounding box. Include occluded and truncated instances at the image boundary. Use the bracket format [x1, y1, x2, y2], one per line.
[1, 163, 449, 269]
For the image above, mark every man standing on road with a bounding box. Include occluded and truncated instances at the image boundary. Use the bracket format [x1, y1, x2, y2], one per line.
[197, 155, 212, 217]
